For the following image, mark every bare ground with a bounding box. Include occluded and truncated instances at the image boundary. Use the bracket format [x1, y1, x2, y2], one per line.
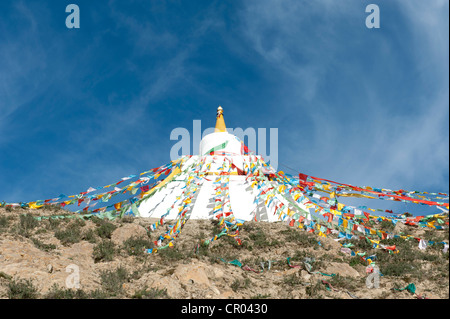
[0, 206, 448, 299]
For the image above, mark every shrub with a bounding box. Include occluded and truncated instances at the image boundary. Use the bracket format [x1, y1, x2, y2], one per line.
[93, 240, 116, 262]
[379, 220, 395, 231]
[348, 237, 373, 251]
[96, 221, 117, 239]
[327, 274, 357, 290]
[100, 267, 129, 296]
[72, 218, 86, 228]
[0, 216, 10, 228]
[380, 262, 416, 277]
[158, 247, 185, 261]
[31, 238, 56, 252]
[281, 229, 319, 247]
[44, 284, 109, 299]
[122, 237, 154, 257]
[242, 223, 258, 233]
[43, 204, 63, 213]
[305, 280, 325, 298]
[231, 279, 241, 292]
[82, 229, 97, 243]
[283, 274, 302, 287]
[121, 216, 135, 224]
[88, 289, 110, 299]
[47, 217, 62, 230]
[380, 237, 413, 250]
[8, 278, 39, 299]
[44, 284, 88, 299]
[132, 287, 168, 299]
[0, 272, 12, 280]
[18, 214, 39, 237]
[249, 230, 280, 247]
[55, 227, 81, 246]
[349, 256, 365, 267]
[250, 294, 271, 299]
[191, 242, 210, 258]
[231, 278, 251, 292]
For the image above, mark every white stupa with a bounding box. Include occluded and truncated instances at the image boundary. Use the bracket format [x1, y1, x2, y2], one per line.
[138, 107, 312, 222]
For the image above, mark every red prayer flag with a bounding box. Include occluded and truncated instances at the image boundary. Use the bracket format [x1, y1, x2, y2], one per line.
[299, 173, 308, 181]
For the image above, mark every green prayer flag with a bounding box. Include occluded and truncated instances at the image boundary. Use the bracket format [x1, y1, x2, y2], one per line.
[204, 141, 229, 155]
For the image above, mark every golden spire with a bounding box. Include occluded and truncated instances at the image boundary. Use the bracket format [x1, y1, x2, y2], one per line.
[214, 106, 227, 132]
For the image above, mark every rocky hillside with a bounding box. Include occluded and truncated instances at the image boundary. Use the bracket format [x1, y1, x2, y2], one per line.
[0, 206, 448, 299]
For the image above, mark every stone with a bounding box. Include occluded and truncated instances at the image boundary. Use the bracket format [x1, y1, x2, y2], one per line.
[148, 276, 185, 298]
[47, 264, 53, 273]
[211, 286, 220, 295]
[320, 236, 343, 251]
[393, 222, 407, 234]
[173, 262, 211, 287]
[300, 270, 311, 281]
[219, 290, 235, 299]
[325, 262, 360, 278]
[111, 223, 148, 245]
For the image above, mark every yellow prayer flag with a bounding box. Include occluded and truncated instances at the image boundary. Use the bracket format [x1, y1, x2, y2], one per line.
[29, 202, 43, 209]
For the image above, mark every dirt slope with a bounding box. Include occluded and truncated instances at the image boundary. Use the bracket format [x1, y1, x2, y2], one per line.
[0, 207, 448, 299]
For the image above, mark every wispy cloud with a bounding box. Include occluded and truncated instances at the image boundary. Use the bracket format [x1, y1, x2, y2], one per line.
[236, 0, 448, 194]
[0, 0, 447, 208]
[0, 2, 50, 141]
[0, 1, 230, 202]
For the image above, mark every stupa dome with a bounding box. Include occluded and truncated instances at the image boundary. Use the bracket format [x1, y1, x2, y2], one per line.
[199, 106, 243, 156]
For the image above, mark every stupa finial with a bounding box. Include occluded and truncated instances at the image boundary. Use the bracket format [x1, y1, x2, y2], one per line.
[215, 106, 226, 132]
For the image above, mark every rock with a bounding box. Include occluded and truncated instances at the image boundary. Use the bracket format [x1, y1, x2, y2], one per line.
[219, 290, 235, 299]
[393, 222, 407, 234]
[320, 236, 343, 251]
[282, 268, 299, 276]
[274, 266, 299, 277]
[325, 262, 360, 278]
[212, 268, 224, 278]
[148, 276, 185, 298]
[47, 264, 53, 273]
[0, 208, 447, 299]
[300, 270, 311, 281]
[173, 261, 211, 287]
[111, 223, 148, 245]
[211, 286, 220, 295]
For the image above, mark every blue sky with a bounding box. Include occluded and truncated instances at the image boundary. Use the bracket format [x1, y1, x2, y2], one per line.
[0, 0, 448, 216]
